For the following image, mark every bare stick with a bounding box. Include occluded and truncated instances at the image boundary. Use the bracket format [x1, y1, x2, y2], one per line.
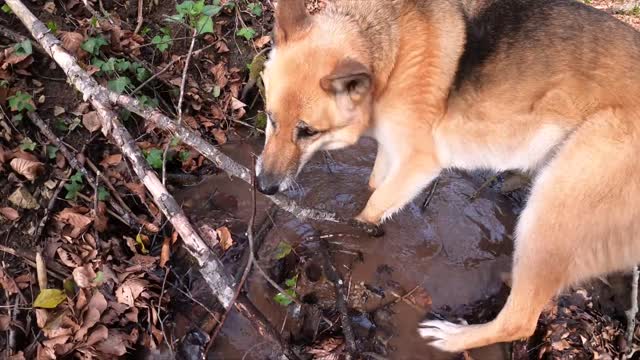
[33, 171, 67, 242]
[319, 238, 357, 357]
[627, 265, 639, 346]
[134, 0, 144, 35]
[112, 94, 342, 224]
[35, 251, 48, 290]
[5, 0, 236, 309]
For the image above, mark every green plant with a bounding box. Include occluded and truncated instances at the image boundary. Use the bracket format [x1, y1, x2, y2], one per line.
[169, 0, 229, 35]
[81, 36, 109, 56]
[8, 91, 35, 112]
[247, 2, 262, 16]
[14, 40, 33, 56]
[152, 34, 173, 52]
[65, 172, 84, 201]
[46, 21, 58, 34]
[236, 27, 256, 40]
[97, 186, 110, 201]
[1, 4, 12, 14]
[274, 241, 292, 260]
[274, 275, 298, 306]
[46, 145, 59, 159]
[108, 77, 133, 94]
[19, 137, 36, 152]
[144, 148, 164, 169]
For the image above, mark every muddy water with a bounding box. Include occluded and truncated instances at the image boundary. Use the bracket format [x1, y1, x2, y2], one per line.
[176, 135, 524, 360]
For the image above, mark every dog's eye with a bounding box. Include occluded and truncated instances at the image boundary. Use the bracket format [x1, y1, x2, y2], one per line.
[297, 125, 320, 139]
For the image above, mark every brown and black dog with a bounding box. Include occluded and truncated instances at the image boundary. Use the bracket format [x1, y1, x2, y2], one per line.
[255, 0, 640, 353]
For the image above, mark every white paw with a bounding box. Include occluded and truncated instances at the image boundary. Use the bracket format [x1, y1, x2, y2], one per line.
[418, 320, 466, 353]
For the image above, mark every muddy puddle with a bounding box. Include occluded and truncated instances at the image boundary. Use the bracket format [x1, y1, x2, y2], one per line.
[175, 134, 528, 360]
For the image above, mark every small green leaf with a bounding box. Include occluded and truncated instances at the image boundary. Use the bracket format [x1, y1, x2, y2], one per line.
[248, 2, 262, 16]
[108, 77, 132, 94]
[274, 241, 293, 260]
[8, 91, 35, 112]
[273, 288, 296, 306]
[14, 39, 33, 56]
[152, 34, 172, 52]
[145, 148, 164, 169]
[178, 150, 191, 162]
[1, 4, 12, 14]
[46, 145, 59, 159]
[70, 172, 83, 184]
[285, 274, 298, 288]
[46, 21, 59, 33]
[100, 57, 117, 73]
[135, 67, 151, 82]
[202, 4, 222, 16]
[212, 85, 221, 98]
[255, 112, 267, 129]
[65, 182, 82, 201]
[176, 1, 195, 16]
[54, 119, 69, 131]
[93, 271, 105, 285]
[236, 27, 256, 40]
[137, 95, 159, 108]
[63, 279, 77, 296]
[196, 15, 214, 34]
[81, 36, 109, 55]
[135, 234, 149, 254]
[170, 136, 181, 147]
[115, 59, 132, 72]
[19, 137, 36, 152]
[97, 186, 110, 201]
[33, 289, 66, 309]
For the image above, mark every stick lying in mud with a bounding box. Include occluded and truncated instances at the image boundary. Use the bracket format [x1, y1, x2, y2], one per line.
[3, 0, 237, 309]
[319, 238, 357, 357]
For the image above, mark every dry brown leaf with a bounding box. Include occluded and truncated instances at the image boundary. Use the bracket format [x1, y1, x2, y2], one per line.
[115, 278, 148, 307]
[95, 329, 129, 356]
[74, 291, 107, 341]
[125, 182, 146, 203]
[6, 351, 26, 360]
[82, 111, 101, 133]
[10, 158, 45, 181]
[59, 32, 84, 55]
[53, 106, 65, 117]
[0, 268, 19, 295]
[42, 335, 71, 349]
[160, 237, 171, 268]
[216, 226, 233, 251]
[9, 187, 39, 209]
[231, 97, 246, 110]
[86, 324, 108, 346]
[56, 207, 93, 238]
[99, 154, 122, 167]
[0, 207, 20, 221]
[0, 314, 10, 331]
[35, 309, 48, 328]
[94, 201, 108, 232]
[72, 265, 97, 288]
[56, 248, 82, 268]
[212, 128, 227, 145]
[254, 35, 271, 48]
[0, 145, 13, 164]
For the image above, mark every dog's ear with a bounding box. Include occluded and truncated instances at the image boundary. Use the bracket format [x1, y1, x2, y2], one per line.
[274, 0, 311, 43]
[320, 59, 373, 108]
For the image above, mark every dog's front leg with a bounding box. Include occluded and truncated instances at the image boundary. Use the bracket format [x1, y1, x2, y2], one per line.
[356, 154, 442, 226]
[368, 144, 390, 190]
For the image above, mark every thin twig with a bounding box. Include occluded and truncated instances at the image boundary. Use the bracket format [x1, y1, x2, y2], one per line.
[318, 238, 357, 357]
[133, 0, 144, 35]
[34, 172, 67, 242]
[626, 265, 639, 346]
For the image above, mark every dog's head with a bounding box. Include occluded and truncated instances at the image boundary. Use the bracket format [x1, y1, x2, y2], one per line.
[255, 0, 375, 195]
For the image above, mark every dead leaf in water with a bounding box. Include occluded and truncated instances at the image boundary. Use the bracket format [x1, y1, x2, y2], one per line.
[10, 158, 45, 181]
[216, 226, 233, 251]
[0, 207, 20, 221]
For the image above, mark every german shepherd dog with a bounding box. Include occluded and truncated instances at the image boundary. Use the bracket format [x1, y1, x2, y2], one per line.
[255, 0, 640, 353]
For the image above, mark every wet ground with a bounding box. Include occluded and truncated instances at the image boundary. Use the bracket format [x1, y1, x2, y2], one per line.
[175, 132, 529, 359]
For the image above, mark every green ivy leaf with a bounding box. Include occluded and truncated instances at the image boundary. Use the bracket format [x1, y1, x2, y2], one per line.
[152, 34, 172, 52]
[46, 145, 59, 159]
[1, 4, 12, 14]
[97, 186, 110, 201]
[19, 137, 36, 152]
[33, 289, 66, 309]
[115, 59, 132, 72]
[178, 150, 191, 162]
[101, 57, 117, 73]
[196, 15, 214, 34]
[176, 1, 195, 16]
[273, 288, 296, 306]
[202, 4, 222, 16]
[248, 2, 262, 16]
[274, 241, 292, 260]
[236, 27, 256, 40]
[70, 172, 83, 184]
[285, 274, 298, 288]
[81, 36, 109, 55]
[135, 67, 151, 82]
[8, 91, 35, 112]
[14, 39, 33, 56]
[46, 21, 59, 33]
[255, 112, 267, 129]
[145, 148, 164, 169]
[108, 77, 132, 94]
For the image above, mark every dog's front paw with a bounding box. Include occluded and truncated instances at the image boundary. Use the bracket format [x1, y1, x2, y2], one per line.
[418, 319, 466, 353]
[348, 218, 385, 237]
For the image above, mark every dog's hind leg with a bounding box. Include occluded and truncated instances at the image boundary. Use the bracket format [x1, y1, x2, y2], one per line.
[419, 109, 640, 353]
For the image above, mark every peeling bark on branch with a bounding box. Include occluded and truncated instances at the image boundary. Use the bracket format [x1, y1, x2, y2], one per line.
[3, 0, 236, 309]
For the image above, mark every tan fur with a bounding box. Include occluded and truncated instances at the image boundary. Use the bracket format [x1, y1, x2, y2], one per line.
[257, 0, 640, 353]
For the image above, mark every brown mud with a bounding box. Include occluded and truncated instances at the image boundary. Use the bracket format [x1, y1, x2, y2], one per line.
[175, 133, 526, 359]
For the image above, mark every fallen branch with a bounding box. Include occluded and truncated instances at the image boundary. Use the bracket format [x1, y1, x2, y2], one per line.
[319, 238, 357, 357]
[112, 93, 342, 223]
[4, 0, 237, 309]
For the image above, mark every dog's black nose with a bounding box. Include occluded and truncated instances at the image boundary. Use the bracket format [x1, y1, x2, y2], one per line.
[256, 173, 280, 195]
